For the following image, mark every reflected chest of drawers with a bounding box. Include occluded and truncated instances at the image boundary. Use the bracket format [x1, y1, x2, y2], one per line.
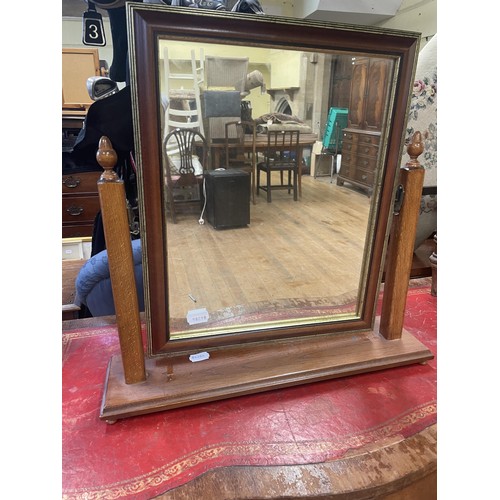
[337, 129, 380, 196]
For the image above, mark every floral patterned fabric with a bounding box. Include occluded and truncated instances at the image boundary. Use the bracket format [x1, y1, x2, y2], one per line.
[401, 35, 437, 247]
[402, 34, 437, 187]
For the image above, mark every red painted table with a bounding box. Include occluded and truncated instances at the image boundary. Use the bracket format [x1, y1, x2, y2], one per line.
[62, 284, 436, 499]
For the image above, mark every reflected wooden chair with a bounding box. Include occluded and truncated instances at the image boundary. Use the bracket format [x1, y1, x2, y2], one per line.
[224, 120, 257, 204]
[256, 129, 300, 202]
[163, 127, 208, 223]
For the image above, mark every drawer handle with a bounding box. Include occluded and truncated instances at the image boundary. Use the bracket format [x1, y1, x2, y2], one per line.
[361, 174, 367, 180]
[63, 176, 80, 188]
[363, 147, 370, 153]
[66, 205, 84, 216]
[362, 160, 368, 166]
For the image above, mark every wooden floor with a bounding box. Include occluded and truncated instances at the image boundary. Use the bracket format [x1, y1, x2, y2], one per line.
[166, 174, 372, 333]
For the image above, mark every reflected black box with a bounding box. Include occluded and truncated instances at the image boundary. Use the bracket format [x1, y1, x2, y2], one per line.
[204, 169, 250, 229]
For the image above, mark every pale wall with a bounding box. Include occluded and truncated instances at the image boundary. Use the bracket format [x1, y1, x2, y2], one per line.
[376, 0, 437, 50]
[62, 0, 437, 59]
[62, 17, 114, 70]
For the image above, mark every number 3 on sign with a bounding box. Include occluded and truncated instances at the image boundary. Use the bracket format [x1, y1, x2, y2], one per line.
[82, 9, 106, 47]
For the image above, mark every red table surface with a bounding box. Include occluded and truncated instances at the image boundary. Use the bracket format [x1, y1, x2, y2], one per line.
[62, 286, 436, 499]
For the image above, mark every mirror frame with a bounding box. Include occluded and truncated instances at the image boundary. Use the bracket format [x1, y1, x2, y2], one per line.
[127, 4, 420, 356]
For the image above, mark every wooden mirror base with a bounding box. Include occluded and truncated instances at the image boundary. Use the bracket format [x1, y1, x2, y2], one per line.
[100, 320, 432, 422]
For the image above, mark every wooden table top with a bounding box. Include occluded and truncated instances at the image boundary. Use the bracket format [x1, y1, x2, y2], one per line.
[209, 132, 318, 149]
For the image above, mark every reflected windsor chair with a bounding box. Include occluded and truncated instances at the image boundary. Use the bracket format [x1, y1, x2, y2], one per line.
[163, 127, 208, 223]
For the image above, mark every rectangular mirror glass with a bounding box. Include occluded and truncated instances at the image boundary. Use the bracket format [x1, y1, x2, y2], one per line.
[159, 40, 395, 340]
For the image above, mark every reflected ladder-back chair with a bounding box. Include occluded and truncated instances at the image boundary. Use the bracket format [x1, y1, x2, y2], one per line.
[257, 129, 300, 202]
[224, 120, 257, 204]
[162, 48, 205, 138]
[163, 127, 208, 223]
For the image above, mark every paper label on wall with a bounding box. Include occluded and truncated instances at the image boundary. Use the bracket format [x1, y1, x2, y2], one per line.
[187, 308, 210, 325]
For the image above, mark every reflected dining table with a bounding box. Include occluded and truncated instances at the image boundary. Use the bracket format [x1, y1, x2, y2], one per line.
[208, 132, 318, 198]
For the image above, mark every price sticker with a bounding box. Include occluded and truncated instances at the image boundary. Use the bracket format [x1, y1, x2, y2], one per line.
[186, 308, 210, 325]
[189, 352, 210, 363]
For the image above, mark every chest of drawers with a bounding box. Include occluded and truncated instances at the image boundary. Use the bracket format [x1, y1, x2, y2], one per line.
[62, 171, 101, 238]
[337, 129, 380, 195]
[63, 112, 102, 238]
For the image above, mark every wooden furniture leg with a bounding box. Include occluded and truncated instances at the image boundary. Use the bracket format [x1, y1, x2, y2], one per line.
[97, 136, 146, 385]
[298, 148, 303, 198]
[379, 132, 425, 340]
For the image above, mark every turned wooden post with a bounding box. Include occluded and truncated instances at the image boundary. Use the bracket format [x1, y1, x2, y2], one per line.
[379, 132, 425, 340]
[96, 136, 146, 384]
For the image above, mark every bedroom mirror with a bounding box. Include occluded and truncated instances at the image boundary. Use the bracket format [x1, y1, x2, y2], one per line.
[127, 4, 420, 355]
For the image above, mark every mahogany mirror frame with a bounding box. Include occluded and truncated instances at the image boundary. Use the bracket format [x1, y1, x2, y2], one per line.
[127, 4, 420, 354]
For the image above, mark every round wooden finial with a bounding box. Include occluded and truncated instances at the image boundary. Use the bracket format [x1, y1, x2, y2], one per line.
[96, 136, 119, 181]
[405, 131, 424, 169]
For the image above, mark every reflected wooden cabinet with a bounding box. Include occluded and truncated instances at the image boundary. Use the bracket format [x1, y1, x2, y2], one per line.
[347, 57, 390, 132]
[338, 57, 391, 194]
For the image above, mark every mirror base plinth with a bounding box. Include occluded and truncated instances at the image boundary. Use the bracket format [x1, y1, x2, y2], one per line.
[100, 323, 433, 422]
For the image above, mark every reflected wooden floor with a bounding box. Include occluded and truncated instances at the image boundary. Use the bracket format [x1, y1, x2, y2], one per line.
[166, 174, 372, 328]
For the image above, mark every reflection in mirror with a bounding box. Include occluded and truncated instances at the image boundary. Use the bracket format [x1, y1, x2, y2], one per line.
[157, 38, 395, 340]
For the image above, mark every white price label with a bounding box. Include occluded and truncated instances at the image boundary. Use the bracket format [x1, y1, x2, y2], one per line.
[187, 308, 209, 325]
[189, 352, 210, 363]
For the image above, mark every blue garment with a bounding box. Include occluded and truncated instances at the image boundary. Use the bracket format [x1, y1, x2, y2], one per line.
[75, 238, 144, 317]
